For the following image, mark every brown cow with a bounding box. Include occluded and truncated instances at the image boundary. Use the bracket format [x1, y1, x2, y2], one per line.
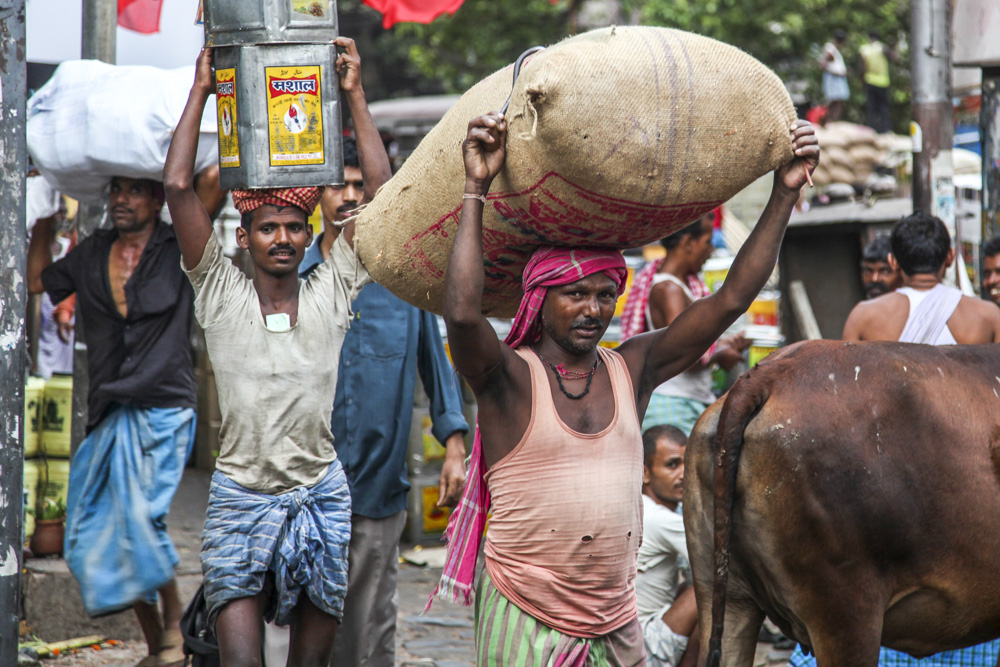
[684, 339, 1000, 667]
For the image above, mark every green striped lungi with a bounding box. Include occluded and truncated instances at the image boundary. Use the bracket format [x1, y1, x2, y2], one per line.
[475, 572, 645, 667]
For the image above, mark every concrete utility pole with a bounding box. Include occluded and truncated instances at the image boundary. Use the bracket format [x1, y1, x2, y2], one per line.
[73, 0, 117, 452]
[983, 70, 1000, 247]
[0, 1, 28, 663]
[82, 0, 117, 64]
[910, 0, 955, 227]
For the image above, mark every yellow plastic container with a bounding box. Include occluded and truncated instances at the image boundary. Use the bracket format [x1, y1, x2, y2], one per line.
[24, 377, 46, 458]
[38, 458, 71, 510]
[23, 459, 41, 539]
[748, 340, 781, 368]
[41, 374, 73, 458]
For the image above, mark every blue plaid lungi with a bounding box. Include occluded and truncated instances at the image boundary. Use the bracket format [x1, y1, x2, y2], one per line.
[200, 461, 351, 629]
[789, 640, 1000, 667]
[642, 394, 709, 435]
[64, 405, 195, 616]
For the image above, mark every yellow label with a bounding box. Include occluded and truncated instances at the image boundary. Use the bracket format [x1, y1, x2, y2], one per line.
[216, 68, 240, 168]
[266, 65, 324, 166]
[422, 486, 451, 533]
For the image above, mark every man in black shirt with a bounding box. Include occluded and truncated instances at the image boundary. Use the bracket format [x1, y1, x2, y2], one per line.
[28, 176, 196, 666]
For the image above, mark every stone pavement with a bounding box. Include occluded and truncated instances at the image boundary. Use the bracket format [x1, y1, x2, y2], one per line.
[23, 468, 790, 666]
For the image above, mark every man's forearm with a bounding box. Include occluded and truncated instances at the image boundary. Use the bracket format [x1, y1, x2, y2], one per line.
[719, 184, 797, 309]
[443, 191, 488, 324]
[27, 217, 56, 295]
[344, 88, 392, 199]
[164, 88, 211, 193]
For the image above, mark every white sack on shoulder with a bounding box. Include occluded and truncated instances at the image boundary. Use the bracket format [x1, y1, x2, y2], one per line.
[27, 60, 218, 202]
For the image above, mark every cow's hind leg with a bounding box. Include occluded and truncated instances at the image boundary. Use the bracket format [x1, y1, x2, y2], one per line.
[696, 596, 763, 667]
[807, 616, 882, 667]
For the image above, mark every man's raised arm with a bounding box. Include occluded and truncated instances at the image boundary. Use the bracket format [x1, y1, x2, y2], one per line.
[164, 48, 216, 270]
[333, 37, 392, 247]
[442, 113, 509, 392]
[624, 120, 819, 388]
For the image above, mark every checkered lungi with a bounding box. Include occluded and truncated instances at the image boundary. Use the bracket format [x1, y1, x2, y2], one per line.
[789, 640, 1000, 667]
[641, 394, 710, 436]
[200, 461, 351, 629]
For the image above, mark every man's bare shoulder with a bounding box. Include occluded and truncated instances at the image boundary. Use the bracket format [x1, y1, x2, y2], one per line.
[953, 295, 1000, 342]
[850, 292, 907, 319]
[844, 292, 908, 340]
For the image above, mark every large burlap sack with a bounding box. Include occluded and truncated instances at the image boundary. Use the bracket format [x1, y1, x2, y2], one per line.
[356, 26, 797, 316]
[28, 60, 218, 202]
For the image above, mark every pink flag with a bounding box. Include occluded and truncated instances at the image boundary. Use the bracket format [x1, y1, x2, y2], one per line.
[362, 0, 466, 28]
[118, 0, 163, 34]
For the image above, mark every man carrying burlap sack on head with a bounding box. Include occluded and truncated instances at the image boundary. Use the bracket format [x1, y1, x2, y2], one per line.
[431, 110, 818, 665]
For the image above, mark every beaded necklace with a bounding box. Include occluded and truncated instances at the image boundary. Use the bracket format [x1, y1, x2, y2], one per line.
[532, 347, 602, 400]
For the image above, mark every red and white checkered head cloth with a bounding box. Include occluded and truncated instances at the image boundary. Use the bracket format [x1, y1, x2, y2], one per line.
[231, 187, 325, 216]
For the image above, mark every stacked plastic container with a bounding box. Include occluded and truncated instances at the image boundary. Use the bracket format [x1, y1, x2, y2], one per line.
[23, 374, 72, 540]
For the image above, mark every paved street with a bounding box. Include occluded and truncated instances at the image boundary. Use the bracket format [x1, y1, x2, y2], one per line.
[32, 469, 785, 666]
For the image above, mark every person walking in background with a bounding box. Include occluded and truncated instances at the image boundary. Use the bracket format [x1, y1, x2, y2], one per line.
[619, 211, 750, 435]
[27, 175, 197, 666]
[859, 234, 902, 300]
[843, 212, 1000, 343]
[820, 29, 849, 123]
[860, 30, 893, 133]
[981, 236, 1000, 308]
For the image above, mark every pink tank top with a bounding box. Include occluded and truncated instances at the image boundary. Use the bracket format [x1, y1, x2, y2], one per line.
[483, 347, 643, 638]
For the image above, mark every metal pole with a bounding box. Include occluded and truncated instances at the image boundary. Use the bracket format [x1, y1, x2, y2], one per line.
[0, 1, 28, 662]
[73, 0, 116, 453]
[983, 69, 1000, 253]
[82, 0, 116, 64]
[910, 0, 955, 223]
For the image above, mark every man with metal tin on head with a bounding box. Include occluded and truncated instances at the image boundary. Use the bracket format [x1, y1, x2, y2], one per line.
[163, 37, 391, 666]
[262, 136, 470, 667]
[433, 110, 818, 665]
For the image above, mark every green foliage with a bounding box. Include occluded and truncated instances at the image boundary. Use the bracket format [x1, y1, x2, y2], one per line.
[27, 497, 66, 521]
[393, 0, 572, 93]
[635, 0, 911, 131]
[369, 0, 911, 132]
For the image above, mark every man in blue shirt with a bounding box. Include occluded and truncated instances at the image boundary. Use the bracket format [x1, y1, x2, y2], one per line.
[300, 138, 470, 666]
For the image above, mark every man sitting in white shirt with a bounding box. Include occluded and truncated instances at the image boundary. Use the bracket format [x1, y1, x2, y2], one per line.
[636, 425, 700, 667]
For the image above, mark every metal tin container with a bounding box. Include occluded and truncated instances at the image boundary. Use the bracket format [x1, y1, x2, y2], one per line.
[214, 43, 343, 190]
[203, 0, 338, 47]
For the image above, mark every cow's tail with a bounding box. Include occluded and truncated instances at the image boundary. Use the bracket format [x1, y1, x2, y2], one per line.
[705, 370, 771, 667]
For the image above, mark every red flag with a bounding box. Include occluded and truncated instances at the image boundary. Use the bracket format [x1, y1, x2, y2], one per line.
[362, 0, 466, 29]
[118, 0, 164, 34]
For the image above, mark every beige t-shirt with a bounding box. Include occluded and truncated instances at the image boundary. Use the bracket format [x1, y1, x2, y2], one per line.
[184, 231, 370, 494]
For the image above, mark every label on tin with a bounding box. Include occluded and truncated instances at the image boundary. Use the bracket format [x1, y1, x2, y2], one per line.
[215, 68, 240, 168]
[290, 0, 329, 19]
[265, 65, 324, 167]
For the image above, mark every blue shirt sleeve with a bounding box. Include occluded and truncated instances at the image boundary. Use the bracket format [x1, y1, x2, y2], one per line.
[416, 310, 469, 445]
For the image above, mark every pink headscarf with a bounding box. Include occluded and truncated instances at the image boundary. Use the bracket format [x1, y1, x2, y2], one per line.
[428, 246, 627, 612]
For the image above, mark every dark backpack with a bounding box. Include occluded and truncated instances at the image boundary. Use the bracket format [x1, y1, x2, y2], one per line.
[180, 584, 221, 667]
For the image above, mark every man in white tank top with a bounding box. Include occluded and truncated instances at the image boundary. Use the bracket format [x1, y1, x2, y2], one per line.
[843, 212, 1000, 344]
[437, 110, 819, 665]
